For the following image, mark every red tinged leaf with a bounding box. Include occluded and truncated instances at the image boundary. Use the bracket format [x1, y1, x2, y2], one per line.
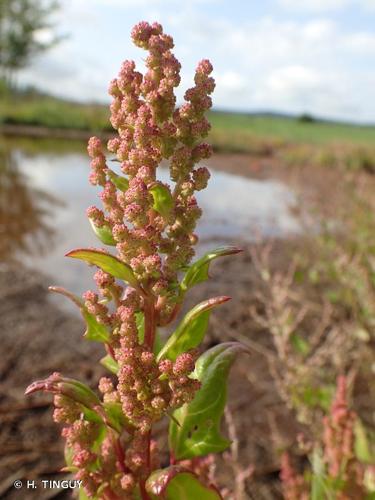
[146, 466, 222, 499]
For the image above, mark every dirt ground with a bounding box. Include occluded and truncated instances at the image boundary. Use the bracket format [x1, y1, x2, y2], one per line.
[1, 242, 302, 499]
[0, 152, 373, 499]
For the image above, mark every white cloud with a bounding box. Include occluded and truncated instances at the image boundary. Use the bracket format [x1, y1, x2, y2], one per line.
[91, 0, 216, 6]
[279, 0, 375, 11]
[303, 19, 336, 40]
[266, 65, 322, 95]
[18, 2, 375, 122]
[345, 32, 375, 52]
[215, 71, 247, 92]
[278, 0, 350, 11]
[360, 0, 375, 8]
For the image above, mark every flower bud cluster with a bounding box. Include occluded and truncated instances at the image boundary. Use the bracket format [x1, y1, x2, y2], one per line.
[280, 452, 308, 500]
[52, 391, 141, 497]
[281, 376, 367, 500]
[114, 308, 200, 432]
[87, 20, 215, 317]
[87, 137, 108, 186]
[179, 455, 216, 488]
[83, 290, 112, 326]
[55, 405, 106, 496]
[29, 21, 214, 499]
[323, 376, 356, 479]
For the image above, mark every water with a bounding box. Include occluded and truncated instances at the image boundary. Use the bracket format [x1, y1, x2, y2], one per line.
[1, 140, 300, 298]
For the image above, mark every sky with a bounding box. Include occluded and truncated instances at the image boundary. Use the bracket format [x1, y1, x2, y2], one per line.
[20, 0, 375, 123]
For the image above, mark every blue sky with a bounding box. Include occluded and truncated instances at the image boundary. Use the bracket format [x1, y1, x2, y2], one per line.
[22, 0, 375, 122]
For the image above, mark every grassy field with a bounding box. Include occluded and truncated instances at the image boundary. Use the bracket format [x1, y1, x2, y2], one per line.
[1, 88, 111, 132]
[209, 111, 375, 148]
[2, 85, 375, 170]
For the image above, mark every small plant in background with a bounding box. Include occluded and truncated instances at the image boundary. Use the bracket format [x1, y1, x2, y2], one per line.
[245, 231, 374, 430]
[25, 21, 246, 499]
[281, 375, 375, 500]
[244, 243, 349, 426]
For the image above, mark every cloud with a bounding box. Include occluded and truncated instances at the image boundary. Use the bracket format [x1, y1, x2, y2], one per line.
[266, 65, 322, 95]
[363, 0, 375, 7]
[345, 32, 375, 52]
[278, 0, 375, 11]
[18, 2, 375, 122]
[278, 0, 350, 11]
[215, 71, 247, 92]
[91, 0, 216, 6]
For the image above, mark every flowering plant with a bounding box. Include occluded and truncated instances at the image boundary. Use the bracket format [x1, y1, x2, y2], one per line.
[281, 376, 374, 500]
[26, 21, 244, 499]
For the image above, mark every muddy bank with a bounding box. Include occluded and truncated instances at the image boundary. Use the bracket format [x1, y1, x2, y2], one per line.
[1, 237, 306, 499]
[0, 125, 112, 142]
[1, 147, 373, 499]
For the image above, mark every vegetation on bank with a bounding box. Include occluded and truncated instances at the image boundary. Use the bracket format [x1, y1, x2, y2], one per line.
[2, 83, 375, 173]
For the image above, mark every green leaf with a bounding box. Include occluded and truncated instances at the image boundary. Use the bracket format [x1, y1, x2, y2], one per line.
[103, 401, 129, 433]
[290, 333, 310, 356]
[169, 342, 248, 460]
[66, 248, 138, 288]
[82, 309, 111, 342]
[79, 488, 92, 500]
[88, 218, 116, 246]
[157, 296, 231, 362]
[180, 246, 242, 292]
[100, 354, 119, 374]
[146, 466, 222, 499]
[60, 378, 101, 408]
[82, 407, 103, 424]
[49, 287, 110, 343]
[354, 420, 375, 464]
[108, 169, 129, 191]
[300, 385, 334, 411]
[136, 311, 145, 342]
[293, 269, 305, 284]
[64, 444, 75, 468]
[311, 447, 329, 500]
[26, 374, 101, 409]
[149, 182, 173, 217]
[91, 424, 108, 455]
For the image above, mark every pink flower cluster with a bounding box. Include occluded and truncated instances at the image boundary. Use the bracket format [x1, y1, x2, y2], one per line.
[280, 452, 308, 500]
[86, 20, 214, 325]
[281, 376, 369, 500]
[26, 21, 216, 498]
[323, 375, 355, 479]
[105, 304, 201, 434]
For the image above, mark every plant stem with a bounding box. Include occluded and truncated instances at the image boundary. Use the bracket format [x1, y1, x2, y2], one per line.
[139, 430, 152, 499]
[144, 297, 156, 350]
[140, 480, 149, 500]
[113, 436, 127, 473]
[140, 297, 156, 500]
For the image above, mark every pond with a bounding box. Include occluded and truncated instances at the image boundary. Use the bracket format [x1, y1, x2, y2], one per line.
[0, 137, 300, 299]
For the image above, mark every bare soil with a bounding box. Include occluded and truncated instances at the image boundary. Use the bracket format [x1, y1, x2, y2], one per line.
[0, 152, 373, 499]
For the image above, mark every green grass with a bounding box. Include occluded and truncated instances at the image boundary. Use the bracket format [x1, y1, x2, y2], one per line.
[2, 85, 375, 157]
[1, 87, 110, 132]
[208, 111, 375, 148]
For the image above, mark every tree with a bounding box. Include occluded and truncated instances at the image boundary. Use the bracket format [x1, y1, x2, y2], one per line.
[0, 0, 60, 85]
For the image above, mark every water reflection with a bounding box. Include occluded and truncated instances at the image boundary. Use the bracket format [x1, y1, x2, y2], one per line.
[1, 136, 300, 297]
[0, 146, 61, 261]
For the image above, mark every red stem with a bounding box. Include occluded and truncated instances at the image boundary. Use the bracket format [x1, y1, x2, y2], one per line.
[140, 480, 149, 500]
[139, 298, 156, 499]
[139, 431, 152, 499]
[170, 451, 176, 465]
[113, 436, 128, 473]
[144, 297, 156, 350]
[103, 487, 122, 500]
[106, 343, 116, 359]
